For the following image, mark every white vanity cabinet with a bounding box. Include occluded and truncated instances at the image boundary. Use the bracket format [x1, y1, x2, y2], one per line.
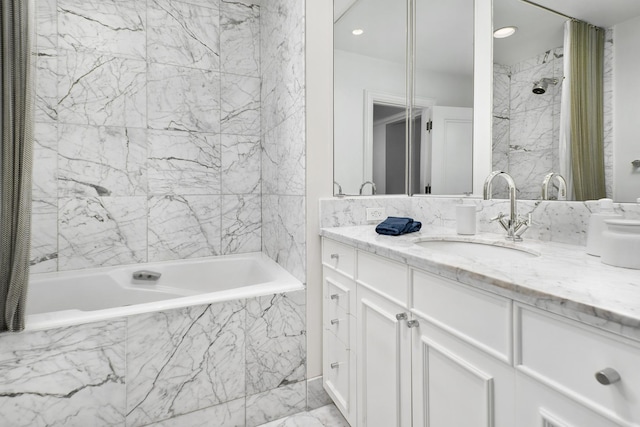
[321, 236, 640, 427]
[322, 239, 357, 425]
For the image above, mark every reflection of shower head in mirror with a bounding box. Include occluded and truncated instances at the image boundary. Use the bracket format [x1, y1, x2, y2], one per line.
[532, 77, 559, 94]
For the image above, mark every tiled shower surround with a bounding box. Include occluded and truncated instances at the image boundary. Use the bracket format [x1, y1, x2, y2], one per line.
[14, 0, 310, 425]
[492, 29, 613, 200]
[30, 0, 306, 283]
[0, 291, 306, 427]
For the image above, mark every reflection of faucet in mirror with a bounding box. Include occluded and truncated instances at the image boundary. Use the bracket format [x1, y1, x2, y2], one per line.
[359, 181, 377, 195]
[334, 181, 344, 197]
[483, 171, 531, 242]
[541, 172, 567, 200]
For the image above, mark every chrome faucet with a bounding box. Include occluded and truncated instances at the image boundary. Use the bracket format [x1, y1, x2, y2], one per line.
[541, 172, 567, 200]
[334, 181, 344, 196]
[483, 171, 531, 242]
[359, 181, 377, 195]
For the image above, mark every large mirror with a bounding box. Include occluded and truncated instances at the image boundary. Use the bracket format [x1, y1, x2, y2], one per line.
[492, 0, 640, 202]
[333, 0, 474, 196]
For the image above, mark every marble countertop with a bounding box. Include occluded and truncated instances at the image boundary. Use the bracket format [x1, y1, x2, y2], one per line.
[320, 225, 640, 342]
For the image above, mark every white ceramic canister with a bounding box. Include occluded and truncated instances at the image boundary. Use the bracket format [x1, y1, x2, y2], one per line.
[601, 219, 640, 270]
[586, 198, 622, 256]
[456, 204, 476, 235]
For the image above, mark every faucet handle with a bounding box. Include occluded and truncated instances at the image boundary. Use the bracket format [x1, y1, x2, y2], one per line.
[490, 212, 506, 222]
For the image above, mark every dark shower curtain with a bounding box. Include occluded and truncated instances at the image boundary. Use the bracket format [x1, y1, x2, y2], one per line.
[1, 0, 34, 332]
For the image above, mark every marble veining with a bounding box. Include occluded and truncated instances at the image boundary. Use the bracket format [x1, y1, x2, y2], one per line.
[246, 291, 306, 395]
[246, 381, 308, 427]
[0, 320, 126, 426]
[126, 301, 245, 426]
[256, 404, 349, 427]
[320, 223, 640, 342]
[30, 199, 58, 274]
[221, 195, 262, 255]
[221, 0, 260, 77]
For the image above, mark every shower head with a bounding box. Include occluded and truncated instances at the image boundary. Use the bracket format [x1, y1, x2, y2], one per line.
[532, 77, 559, 95]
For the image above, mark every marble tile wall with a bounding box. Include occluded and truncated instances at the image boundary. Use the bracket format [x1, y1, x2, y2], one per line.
[319, 196, 640, 247]
[260, 0, 307, 284]
[30, 0, 265, 273]
[493, 28, 614, 201]
[0, 291, 311, 427]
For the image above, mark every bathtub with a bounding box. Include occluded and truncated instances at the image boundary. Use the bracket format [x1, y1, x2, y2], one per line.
[26, 252, 303, 331]
[1, 252, 306, 426]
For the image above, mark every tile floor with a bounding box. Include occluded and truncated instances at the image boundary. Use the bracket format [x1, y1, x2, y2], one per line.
[256, 404, 349, 427]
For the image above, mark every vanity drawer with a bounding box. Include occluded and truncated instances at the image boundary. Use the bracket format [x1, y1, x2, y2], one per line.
[324, 330, 352, 415]
[322, 238, 355, 278]
[516, 305, 640, 425]
[357, 251, 408, 305]
[411, 269, 512, 363]
[324, 267, 353, 315]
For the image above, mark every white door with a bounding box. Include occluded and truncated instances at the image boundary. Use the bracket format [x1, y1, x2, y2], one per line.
[430, 106, 473, 195]
[356, 285, 411, 427]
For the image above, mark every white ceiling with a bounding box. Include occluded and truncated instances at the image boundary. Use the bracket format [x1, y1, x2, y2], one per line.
[335, 0, 640, 70]
[334, 0, 474, 76]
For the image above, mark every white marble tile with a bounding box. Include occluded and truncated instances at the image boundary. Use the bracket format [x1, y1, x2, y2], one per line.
[148, 0, 220, 70]
[35, 54, 58, 123]
[58, 124, 147, 197]
[33, 122, 58, 199]
[508, 149, 554, 200]
[246, 381, 307, 427]
[306, 377, 332, 411]
[148, 195, 221, 261]
[148, 130, 220, 196]
[221, 73, 261, 136]
[221, 0, 260, 77]
[603, 28, 614, 199]
[30, 198, 58, 274]
[319, 196, 413, 228]
[509, 107, 553, 152]
[0, 320, 126, 426]
[36, 0, 57, 56]
[221, 194, 262, 255]
[261, 194, 279, 260]
[276, 196, 306, 283]
[221, 134, 261, 194]
[150, 398, 245, 427]
[261, 133, 279, 195]
[546, 201, 591, 246]
[276, 111, 305, 196]
[509, 61, 554, 114]
[492, 117, 509, 173]
[126, 301, 245, 427]
[148, 63, 220, 133]
[246, 291, 306, 395]
[492, 66, 510, 118]
[57, 0, 146, 59]
[58, 197, 147, 270]
[309, 405, 350, 427]
[255, 405, 349, 427]
[57, 51, 146, 127]
[260, 0, 305, 132]
[178, 0, 222, 9]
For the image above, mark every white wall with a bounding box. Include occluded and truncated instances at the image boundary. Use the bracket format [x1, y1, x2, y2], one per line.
[613, 16, 640, 202]
[306, 0, 333, 379]
[334, 49, 473, 195]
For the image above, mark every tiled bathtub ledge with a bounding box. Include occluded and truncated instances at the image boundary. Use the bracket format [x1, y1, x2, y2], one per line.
[320, 225, 640, 342]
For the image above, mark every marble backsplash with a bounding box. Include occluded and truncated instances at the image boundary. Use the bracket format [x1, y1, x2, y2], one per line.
[319, 196, 640, 247]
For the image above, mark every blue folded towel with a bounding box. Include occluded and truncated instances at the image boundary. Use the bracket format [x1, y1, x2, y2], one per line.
[375, 217, 422, 236]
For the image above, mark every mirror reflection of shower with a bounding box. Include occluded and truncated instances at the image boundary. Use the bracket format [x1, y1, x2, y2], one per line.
[532, 77, 559, 94]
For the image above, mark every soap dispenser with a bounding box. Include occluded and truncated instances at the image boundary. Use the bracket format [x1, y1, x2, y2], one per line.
[586, 198, 622, 256]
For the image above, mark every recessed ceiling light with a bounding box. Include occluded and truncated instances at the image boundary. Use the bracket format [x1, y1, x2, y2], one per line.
[493, 26, 518, 39]
[352, 28, 364, 36]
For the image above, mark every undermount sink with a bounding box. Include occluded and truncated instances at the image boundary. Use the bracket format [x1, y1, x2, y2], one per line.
[414, 239, 540, 260]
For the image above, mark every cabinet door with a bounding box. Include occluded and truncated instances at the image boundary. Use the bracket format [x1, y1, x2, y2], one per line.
[356, 284, 411, 427]
[411, 316, 515, 427]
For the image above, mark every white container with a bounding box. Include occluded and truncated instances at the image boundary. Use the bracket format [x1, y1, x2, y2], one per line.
[601, 219, 640, 270]
[456, 204, 476, 235]
[586, 198, 622, 256]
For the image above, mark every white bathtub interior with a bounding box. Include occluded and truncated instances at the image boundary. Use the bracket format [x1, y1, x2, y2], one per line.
[26, 252, 303, 331]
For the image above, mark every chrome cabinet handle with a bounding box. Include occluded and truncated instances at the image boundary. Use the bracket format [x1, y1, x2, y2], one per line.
[331, 362, 340, 369]
[407, 320, 420, 328]
[396, 313, 408, 321]
[330, 294, 339, 300]
[330, 253, 339, 260]
[595, 368, 621, 385]
[331, 318, 339, 325]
